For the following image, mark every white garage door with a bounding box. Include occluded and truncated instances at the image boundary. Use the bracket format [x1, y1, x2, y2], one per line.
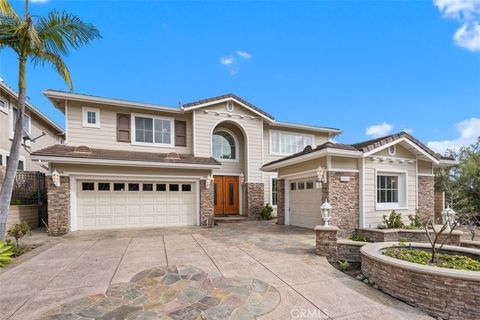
[289, 178, 323, 228]
[77, 180, 196, 230]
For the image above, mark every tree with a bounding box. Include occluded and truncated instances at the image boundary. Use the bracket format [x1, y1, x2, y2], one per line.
[0, 0, 100, 240]
[435, 138, 480, 239]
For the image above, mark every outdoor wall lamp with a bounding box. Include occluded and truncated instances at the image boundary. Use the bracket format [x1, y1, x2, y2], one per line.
[52, 169, 61, 187]
[320, 200, 332, 226]
[205, 175, 214, 189]
[239, 172, 245, 184]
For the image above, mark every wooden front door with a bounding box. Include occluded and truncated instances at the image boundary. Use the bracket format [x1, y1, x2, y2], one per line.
[214, 175, 240, 215]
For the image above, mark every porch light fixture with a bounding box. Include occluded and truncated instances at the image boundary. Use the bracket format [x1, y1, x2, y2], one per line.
[52, 169, 61, 187]
[441, 205, 456, 231]
[205, 175, 214, 189]
[316, 167, 327, 187]
[239, 172, 245, 184]
[320, 200, 332, 226]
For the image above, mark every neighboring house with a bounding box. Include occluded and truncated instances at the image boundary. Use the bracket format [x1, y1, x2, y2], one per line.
[0, 81, 64, 174]
[31, 91, 340, 235]
[262, 132, 456, 236]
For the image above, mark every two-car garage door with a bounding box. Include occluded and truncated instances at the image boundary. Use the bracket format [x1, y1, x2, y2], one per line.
[77, 180, 196, 230]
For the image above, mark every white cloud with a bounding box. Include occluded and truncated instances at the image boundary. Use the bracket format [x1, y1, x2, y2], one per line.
[403, 128, 414, 134]
[365, 122, 394, 138]
[427, 118, 480, 153]
[29, 0, 49, 3]
[433, 0, 480, 51]
[236, 50, 252, 59]
[220, 56, 234, 65]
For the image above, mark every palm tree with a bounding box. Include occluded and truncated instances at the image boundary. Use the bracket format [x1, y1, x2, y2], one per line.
[0, 0, 100, 239]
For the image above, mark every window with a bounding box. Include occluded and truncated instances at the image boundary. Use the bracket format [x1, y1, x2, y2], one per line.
[270, 130, 314, 155]
[128, 183, 139, 191]
[169, 184, 179, 191]
[306, 181, 314, 189]
[212, 130, 237, 160]
[82, 107, 100, 128]
[114, 183, 125, 191]
[156, 184, 166, 191]
[143, 183, 153, 191]
[271, 178, 278, 206]
[182, 184, 191, 192]
[376, 172, 407, 210]
[11, 108, 31, 139]
[0, 97, 7, 114]
[290, 182, 297, 191]
[5, 156, 24, 170]
[82, 182, 95, 191]
[98, 183, 110, 191]
[133, 114, 174, 147]
[298, 182, 305, 190]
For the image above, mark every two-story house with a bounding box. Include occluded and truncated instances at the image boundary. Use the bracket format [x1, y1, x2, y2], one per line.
[0, 81, 64, 174]
[31, 91, 340, 234]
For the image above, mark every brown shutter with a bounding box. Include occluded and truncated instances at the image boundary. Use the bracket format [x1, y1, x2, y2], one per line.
[175, 120, 187, 147]
[117, 113, 131, 142]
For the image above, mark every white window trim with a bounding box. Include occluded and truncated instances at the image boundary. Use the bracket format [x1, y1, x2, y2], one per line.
[0, 96, 8, 115]
[269, 175, 278, 207]
[131, 113, 175, 148]
[0, 148, 27, 170]
[82, 106, 101, 128]
[374, 170, 408, 211]
[212, 127, 239, 162]
[269, 129, 315, 156]
[10, 107, 31, 140]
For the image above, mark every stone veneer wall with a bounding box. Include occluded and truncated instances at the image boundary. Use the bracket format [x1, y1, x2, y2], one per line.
[47, 176, 70, 236]
[337, 240, 366, 263]
[461, 239, 480, 250]
[361, 243, 480, 320]
[434, 191, 445, 224]
[323, 172, 359, 237]
[245, 183, 264, 220]
[200, 180, 214, 226]
[276, 179, 285, 225]
[315, 226, 339, 262]
[418, 176, 434, 222]
[356, 228, 462, 246]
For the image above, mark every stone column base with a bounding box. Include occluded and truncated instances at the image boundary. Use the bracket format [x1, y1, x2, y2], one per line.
[245, 182, 264, 220]
[47, 176, 70, 236]
[315, 225, 339, 262]
[200, 180, 214, 227]
[276, 179, 285, 225]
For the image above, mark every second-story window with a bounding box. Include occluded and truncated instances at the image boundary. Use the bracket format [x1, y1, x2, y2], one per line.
[270, 130, 314, 156]
[82, 107, 100, 128]
[11, 107, 31, 139]
[132, 114, 174, 147]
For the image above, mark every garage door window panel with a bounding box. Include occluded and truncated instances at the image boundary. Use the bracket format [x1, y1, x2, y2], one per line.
[82, 182, 95, 191]
[98, 183, 110, 191]
[143, 183, 153, 191]
[114, 183, 125, 191]
[129, 183, 140, 191]
[169, 184, 179, 192]
[182, 184, 191, 192]
[156, 184, 166, 191]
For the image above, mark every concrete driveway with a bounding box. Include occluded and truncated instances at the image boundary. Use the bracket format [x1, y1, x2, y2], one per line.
[0, 221, 432, 320]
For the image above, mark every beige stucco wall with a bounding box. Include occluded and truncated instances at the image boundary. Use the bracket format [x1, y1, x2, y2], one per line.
[0, 89, 60, 173]
[278, 158, 327, 177]
[331, 156, 358, 170]
[66, 100, 193, 154]
[418, 160, 433, 175]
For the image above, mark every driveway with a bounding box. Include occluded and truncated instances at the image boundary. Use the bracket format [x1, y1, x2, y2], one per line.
[0, 221, 432, 320]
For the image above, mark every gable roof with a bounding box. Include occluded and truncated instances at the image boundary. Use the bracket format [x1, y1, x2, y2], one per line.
[262, 131, 455, 170]
[181, 93, 275, 121]
[0, 81, 64, 134]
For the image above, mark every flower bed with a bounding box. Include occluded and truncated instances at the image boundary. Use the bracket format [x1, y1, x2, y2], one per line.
[356, 227, 462, 246]
[361, 242, 480, 319]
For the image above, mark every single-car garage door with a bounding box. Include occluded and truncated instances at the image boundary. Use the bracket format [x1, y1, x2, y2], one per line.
[289, 178, 323, 228]
[77, 180, 196, 230]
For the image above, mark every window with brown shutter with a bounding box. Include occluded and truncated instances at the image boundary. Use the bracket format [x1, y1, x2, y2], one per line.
[117, 113, 131, 142]
[175, 120, 187, 147]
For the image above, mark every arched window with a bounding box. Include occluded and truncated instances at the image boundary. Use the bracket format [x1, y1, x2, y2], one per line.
[212, 130, 237, 160]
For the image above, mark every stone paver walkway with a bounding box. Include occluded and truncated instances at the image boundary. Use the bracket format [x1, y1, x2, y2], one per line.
[0, 221, 432, 320]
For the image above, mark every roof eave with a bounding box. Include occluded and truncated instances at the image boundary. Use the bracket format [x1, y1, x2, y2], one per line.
[270, 121, 342, 134]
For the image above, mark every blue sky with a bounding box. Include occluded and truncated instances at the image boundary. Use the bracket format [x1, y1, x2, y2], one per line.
[0, 0, 479, 154]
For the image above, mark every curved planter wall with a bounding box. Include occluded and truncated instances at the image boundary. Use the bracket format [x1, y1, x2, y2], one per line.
[361, 242, 480, 320]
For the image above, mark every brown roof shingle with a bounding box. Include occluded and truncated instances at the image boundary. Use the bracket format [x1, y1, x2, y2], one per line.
[31, 145, 221, 167]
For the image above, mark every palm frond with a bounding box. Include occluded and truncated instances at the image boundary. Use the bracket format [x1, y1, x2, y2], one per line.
[32, 50, 72, 90]
[0, 0, 18, 20]
[0, 15, 25, 54]
[35, 10, 101, 56]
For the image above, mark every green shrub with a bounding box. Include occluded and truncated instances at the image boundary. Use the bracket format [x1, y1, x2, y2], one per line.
[0, 241, 13, 267]
[10, 199, 23, 205]
[385, 247, 480, 271]
[398, 237, 408, 246]
[261, 204, 274, 220]
[7, 222, 31, 247]
[382, 210, 404, 229]
[348, 233, 373, 243]
[407, 211, 424, 229]
[338, 260, 350, 271]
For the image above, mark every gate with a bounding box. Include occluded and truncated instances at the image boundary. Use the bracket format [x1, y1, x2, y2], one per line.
[11, 171, 47, 227]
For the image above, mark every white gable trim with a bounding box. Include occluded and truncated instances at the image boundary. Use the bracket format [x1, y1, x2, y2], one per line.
[182, 97, 274, 122]
[363, 137, 439, 164]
